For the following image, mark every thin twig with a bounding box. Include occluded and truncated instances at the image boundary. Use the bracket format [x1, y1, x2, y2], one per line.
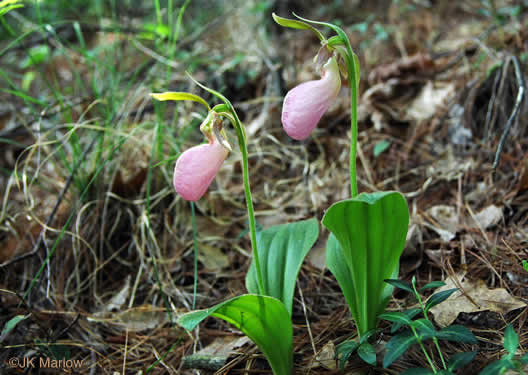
[493, 55, 525, 169]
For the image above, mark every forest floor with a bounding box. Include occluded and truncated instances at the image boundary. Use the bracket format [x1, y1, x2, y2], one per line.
[1, 0, 527, 374]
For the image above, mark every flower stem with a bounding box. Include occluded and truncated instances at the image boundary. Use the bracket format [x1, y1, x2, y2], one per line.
[190, 201, 198, 309]
[337, 41, 359, 197]
[348, 56, 358, 198]
[224, 109, 265, 296]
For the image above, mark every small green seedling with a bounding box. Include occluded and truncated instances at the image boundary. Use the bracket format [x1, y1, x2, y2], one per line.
[378, 277, 477, 374]
[479, 325, 528, 375]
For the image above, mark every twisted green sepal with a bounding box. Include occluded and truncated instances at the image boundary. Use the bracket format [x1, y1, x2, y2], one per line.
[246, 218, 319, 316]
[178, 294, 293, 375]
[324, 191, 409, 336]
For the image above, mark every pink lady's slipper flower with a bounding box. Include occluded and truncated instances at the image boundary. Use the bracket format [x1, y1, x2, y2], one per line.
[282, 56, 341, 140]
[173, 129, 229, 202]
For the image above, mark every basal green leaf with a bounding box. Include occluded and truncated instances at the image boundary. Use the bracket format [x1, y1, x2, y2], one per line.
[425, 288, 458, 312]
[447, 351, 477, 371]
[357, 342, 376, 365]
[503, 325, 518, 355]
[383, 331, 417, 368]
[246, 218, 318, 315]
[150, 92, 210, 111]
[326, 233, 359, 323]
[436, 325, 477, 344]
[520, 353, 528, 365]
[177, 295, 292, 375]
[324, 191, 409, 336]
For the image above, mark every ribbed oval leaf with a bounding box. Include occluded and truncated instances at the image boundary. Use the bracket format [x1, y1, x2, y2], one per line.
[324, 191, 409, 335]
[178, 295, 292, 375]
[326, 233, 360, 323]
[245, 218, 318, 315]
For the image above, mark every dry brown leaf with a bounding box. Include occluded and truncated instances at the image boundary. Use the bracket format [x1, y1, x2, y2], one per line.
[517, 154, 528, 193]
[368, 53, 436, 84]
[91, 305, 172, 332]
[104, 276, 130, 311]
[426, 146, 474, 181]
[426, 205, 458, 242]
[403, 223, 422, 256]
[430, 272, 527, 327]
[470, 205, 503, 230]
[311, 340, 337, 370]
[425, 249, 453, 267]
[307, 242, 327, 270]
[405, 81, 455, 122]
[182, 336, 250, 370]
[197, 243, 230, 270]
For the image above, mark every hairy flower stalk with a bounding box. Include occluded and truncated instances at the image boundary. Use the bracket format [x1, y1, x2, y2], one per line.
[173, 117, 230, 201]
[281, 55, 341, 140]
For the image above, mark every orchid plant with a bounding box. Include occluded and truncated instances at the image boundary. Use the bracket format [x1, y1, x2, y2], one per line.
[151, 11, 410, 374]
[273, 12, 410, 363]
[151, 77, 318, 375]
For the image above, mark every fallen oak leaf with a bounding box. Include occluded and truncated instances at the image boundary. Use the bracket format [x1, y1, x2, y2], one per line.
[430, 272, 526, 327]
